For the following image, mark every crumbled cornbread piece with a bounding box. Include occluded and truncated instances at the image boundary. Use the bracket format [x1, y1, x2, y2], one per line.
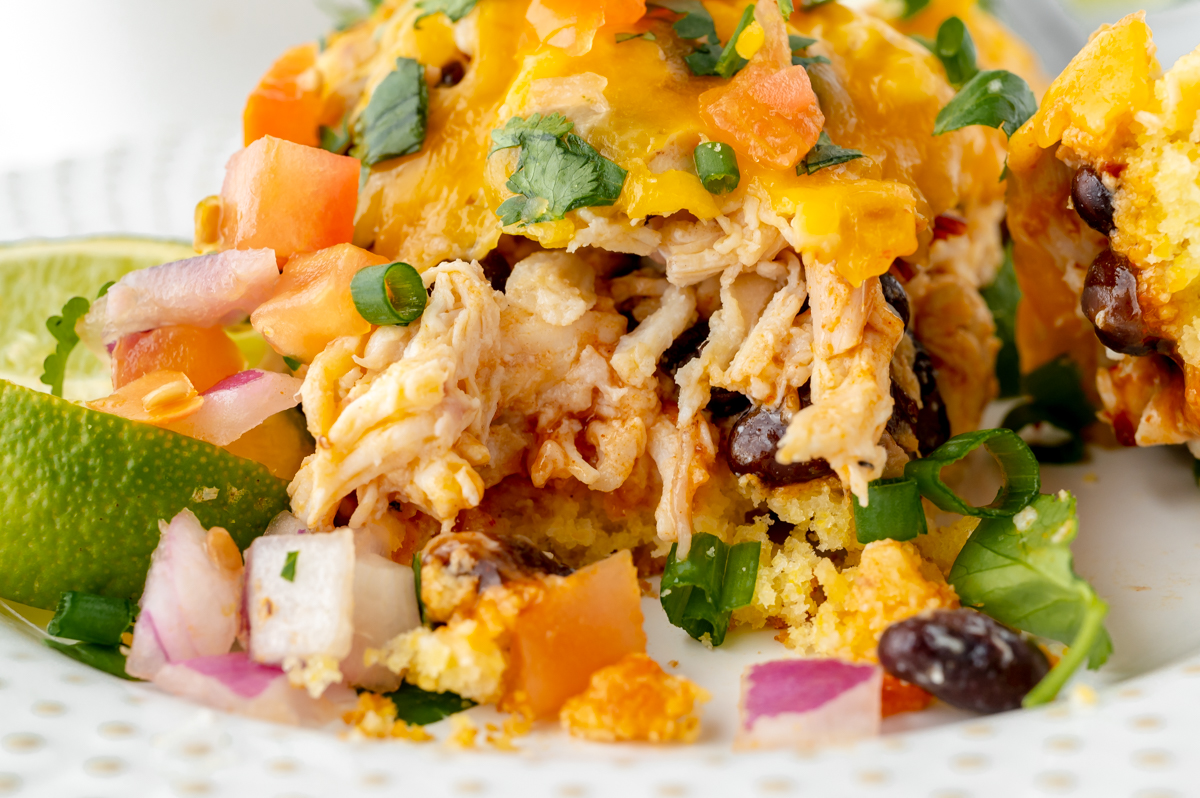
[368, 618, 509, 704]
[791, 539, 960, 661]
[914, 513, 979, 576]
[342, 693, 434, 742]
[559, 653, 710, 743]
[447, 714, 479, 749]
[283, 654, 343, 699]
[486, 712, 533, 751]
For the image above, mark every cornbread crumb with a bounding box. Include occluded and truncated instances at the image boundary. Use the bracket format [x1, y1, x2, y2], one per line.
[486, 711, 533, 751]
[283, 654, 343, 699]
[447, 714, 479, 749]
[560, 653, 709, 743]
[789, 539, 959, 661]
[342, 693, 434, 742]
[369, 619, 508, 704]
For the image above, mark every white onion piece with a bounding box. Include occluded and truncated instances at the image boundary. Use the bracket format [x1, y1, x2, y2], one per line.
[153, 653, 356, 727]
[78, 248, 278, 349]
[341, 554, 421, 692]
[735, 659, 882, 750]
[167, 370, 302, 446]
[126, 510, 244, 680]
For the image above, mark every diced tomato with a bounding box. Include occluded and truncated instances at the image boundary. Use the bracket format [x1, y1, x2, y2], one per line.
[508, 550, 647, 719]
[243, 43, 324, 148]
[112, 325, 245, 394]
[881, 673, 934, 717]
[250, 243, 389, 363]
[219, 136, 360, 261]
[88, 370, 202, 426]
[700, 63, 825, 170]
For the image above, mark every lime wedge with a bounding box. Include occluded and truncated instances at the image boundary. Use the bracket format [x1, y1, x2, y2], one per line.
[0, 380, 290, 609]
[0, 237, 195, 401]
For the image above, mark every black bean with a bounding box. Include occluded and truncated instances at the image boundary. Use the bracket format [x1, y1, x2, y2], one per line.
[911, 343, 951, 454]
[879, 273, 910, 329]
[660, 319, 709, 378]
[726, 395, 833, 487]
[708, 388, 751, 418]
[480, 249, 512, 293]
[1071, 166, 1115, 235]
[1081, 248, 1157, 356]
[878, 609, 1050, 714]
[440, 61, 466, 87]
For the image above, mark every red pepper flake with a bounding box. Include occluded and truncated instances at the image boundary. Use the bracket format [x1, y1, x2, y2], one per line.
[881, 673, 934, 717]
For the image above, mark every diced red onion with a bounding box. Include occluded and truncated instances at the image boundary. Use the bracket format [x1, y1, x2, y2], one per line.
[166, 370, 302, 446]
[736, 659, 882, 750]
[78, 248, 278, 349]
[182, 652, 283, 699]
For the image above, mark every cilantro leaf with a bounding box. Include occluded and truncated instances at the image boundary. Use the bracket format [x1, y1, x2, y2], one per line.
[901, 0, 931, 18]
[934, 69, 1037, 137]
[319, 119, 351, 155]
[647, 1, 737, 77]
[351, 57, 428, 166]
[415, 0, 478, 26]
[1001, 356, 1096, 464]
[489, 115, 627, 226]
[39, 296, 90, 398]
[789, 34, 829, 67]
[281, 550, 299, 582]
[980, 243, 1021, 397]
[660, 533, 761, 646]
[778, 0, 794, 16]
[933, 16, 978, 88]
[797, 130, 864, 174]
[489, 112, 573, 155]
[949, 491, 1112, 706]
[386, 683, 475, 725]
[789, 34, 818, 50]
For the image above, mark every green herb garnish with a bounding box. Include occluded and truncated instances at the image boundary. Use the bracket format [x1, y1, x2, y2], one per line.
[647, 2, 731, 77]
[320, 0, 384, 32]
[386, 683, 476, 725]
[789, 35, 818, 50]
[660, 532, 760, 646]
[413, 552, 428, 626]
[980, 243, 1021, 397]
[905, 428, 1040, 517]
[415, 0, 478, 26]
[853, 477, 928, 544]
[282, 355, 304, 372]
[39, 296, 90, 398]
[319, 119, 352, 155]
[351, 57, 428, 166]
[901, 0, 931, 18]
[949, 491, 1112, 706]
[488, 113, 627, 226]
[789, 35, 829, 68]
[1002, 356, 1096, 464]
[709, 4, 755, 78]
[797, 0, 834, 8]
[793, 55, 831, 68]
[96, 281, 115, 298]
[47, 592, 136, 647]
[933, 16, 978, 88]
[778, 0, 794, 15]
[934, 69, 1037, 137]
[351, 261, 427, 326]
[616, 31, 658, 42]
[693, 141, 740, 194]
[281, 550, 299, 582]
[45, 640, 138, 681]
[797, 130, 865, 175]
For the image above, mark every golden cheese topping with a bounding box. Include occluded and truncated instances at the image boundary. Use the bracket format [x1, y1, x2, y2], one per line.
[317, 0, 1009, 286]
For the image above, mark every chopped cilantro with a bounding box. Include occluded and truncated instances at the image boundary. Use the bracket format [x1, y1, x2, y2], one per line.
[778, 0, 795, 16]
[797, 130, 864, 175]
[415, 0, 478, 26]
[386, 683, 475, 725]
[350, 58, 428, 166]
[980, 244, 1021, 397]
[901, 0, 931, 18]
[933, 16, 978, 88]
[319, 119, 351, 155]
[647, 1, 736, 77]
[39, 296, 90, 398]
[709, 4, 755, 78]
[934, 69, 1037, 137]
[789, 34, 818, 50]
[281, 551, 299, 582]
[488, 114, 627, 227]
[282, 356, 304, 372]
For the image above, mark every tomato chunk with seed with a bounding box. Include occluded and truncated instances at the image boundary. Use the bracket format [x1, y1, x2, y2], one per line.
[700, 64, 824, 170]
[250, 243, 389, 363]
[243, 43, 323, 148]
[881, 673, 934, 718]
[508, 550, 647, 719]
[219, 136, 360, 261]
[112, 325, 244, 394]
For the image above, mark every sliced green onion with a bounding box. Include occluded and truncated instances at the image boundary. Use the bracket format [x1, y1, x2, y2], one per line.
[281, 550, 299, 582]
[693, 142, 740, 194]
[413, 552, 428, 626]
[853, 477, 928, 544]
[386, 683, 475, 725]
[904, 429, 1040, 517]
[46, 592, 136, 646]
[45, 640, 137, 680]
[351, 261, 427, 327]
[711, 4, 755, 78]
[660, 532, 761, 646]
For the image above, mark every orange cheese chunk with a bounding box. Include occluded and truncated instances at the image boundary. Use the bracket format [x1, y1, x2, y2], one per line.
[251, 243, 389, 363]
[219, 136, 360, 261]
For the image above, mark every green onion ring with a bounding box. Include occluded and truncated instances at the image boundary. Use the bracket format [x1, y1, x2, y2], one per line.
[853, 477, 929, 544]
[693, 141, 740, 194]
[904, 428, 1040, 517]
[46, 591, 136, 647]
[351, 261, 427, 326]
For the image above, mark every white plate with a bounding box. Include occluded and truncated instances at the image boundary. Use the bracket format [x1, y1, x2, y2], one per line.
[2, 143, 1200, 798]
